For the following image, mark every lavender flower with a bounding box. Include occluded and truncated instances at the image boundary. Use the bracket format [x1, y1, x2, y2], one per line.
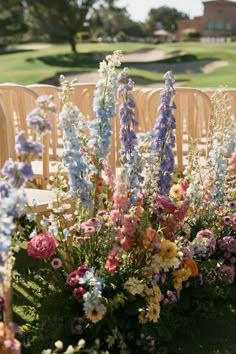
[26, 95, 55, 136]
[152, 71, 176, 195]
[27, 109, 52, 135]
[118, 68, 138, 164]
[15, 131, 44, 156]
[1, 161, 34, 188]
[117, 67, 144, 204]
[142, 72, 176, 210]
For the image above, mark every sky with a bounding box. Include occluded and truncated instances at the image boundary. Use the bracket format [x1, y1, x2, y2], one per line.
[116, 0, 204, 21]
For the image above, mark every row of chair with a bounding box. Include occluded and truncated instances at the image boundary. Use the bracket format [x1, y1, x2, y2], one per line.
[1, 83, 235, 187]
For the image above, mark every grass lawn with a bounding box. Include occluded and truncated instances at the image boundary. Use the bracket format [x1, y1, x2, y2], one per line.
[1, 41, 236, 87]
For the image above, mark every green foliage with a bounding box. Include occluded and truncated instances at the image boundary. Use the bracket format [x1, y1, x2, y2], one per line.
[24, 0, 100, 52]
[0, 0, 28, 48]
[90, 3, 146, 40]
[182, 28, 201, 41]
[146, 6, 189, 34]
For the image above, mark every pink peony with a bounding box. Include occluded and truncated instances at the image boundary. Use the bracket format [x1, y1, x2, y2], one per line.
[27, 232, 58, 258]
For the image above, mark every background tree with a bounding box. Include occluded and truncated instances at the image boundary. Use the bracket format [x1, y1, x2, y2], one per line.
[25, 0, 101, 53]
[90, 2, 146, 41]
[0, 0, 28, 48]
[146, 6, 189, 35]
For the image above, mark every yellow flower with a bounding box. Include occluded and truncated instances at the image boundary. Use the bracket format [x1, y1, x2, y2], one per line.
[159, 239, 177, 259]
[142, 285, 153, 298]
[124, 277, 145, 295]
[138, 309, 147, 324]
[147, 302, 160, 323]
[170, 184, 183, 199]
[86, 305, 106, 323]
[142, 284, 162, 304]
[173, 267, 192, 292]
[152, 285, 162, 301]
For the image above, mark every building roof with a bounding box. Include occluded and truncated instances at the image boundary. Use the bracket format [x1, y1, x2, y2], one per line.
[203, 0, 236, 5]
[153, 30, 171, 36]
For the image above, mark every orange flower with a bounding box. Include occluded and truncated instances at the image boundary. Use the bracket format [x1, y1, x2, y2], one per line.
[143, 227, 161, 251]
[135, 205, 143, 218]
[184, 258, 198, 277]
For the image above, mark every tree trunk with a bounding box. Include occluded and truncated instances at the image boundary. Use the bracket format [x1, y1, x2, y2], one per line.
[69, 34, 77, 53]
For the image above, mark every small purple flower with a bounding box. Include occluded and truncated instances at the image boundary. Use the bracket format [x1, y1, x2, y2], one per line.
[218, 236, 236, 253]
[2, 161, 34, 188]
[27, 109, 52, 136]
[218, 264, 235, 284]
[15, 131, 44, 156]
[166, 290, 178, 302]
[0, 181, 10, 198]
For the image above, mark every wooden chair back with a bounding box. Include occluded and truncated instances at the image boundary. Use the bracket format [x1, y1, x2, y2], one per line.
[0, 104, 9, 170]
[0, 84, 54, 188]
[72, 83, 96, 120]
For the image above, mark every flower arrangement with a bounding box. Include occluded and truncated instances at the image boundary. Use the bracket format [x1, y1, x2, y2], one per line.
[0, 52, 236, 353]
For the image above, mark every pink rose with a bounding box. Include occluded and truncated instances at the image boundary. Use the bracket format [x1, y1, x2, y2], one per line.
[27, 232, 58, 258]
[66, 265, 89, 286]
[73, 287, 86, 302]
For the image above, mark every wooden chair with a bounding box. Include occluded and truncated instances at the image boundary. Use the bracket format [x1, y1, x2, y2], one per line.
[0, 84, 58, 188]
[72, 83, 96, 121]
[0, 104, 9, 169]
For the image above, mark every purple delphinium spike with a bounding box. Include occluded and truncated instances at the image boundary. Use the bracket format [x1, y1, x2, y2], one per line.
[117, 67, 144, 205]
[152, 71, 176, 195]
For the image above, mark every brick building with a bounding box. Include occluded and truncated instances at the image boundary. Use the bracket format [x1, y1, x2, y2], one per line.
[176, 0, 236, 40]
